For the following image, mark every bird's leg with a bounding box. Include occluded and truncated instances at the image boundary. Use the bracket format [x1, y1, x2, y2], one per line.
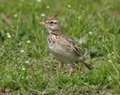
[68, 64, 76, 75]
[58, 62, 64, 69]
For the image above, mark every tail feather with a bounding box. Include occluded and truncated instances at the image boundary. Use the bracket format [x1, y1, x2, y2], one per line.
[79, 59, 93, 70]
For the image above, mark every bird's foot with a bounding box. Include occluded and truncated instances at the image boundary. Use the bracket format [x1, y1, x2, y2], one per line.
[68, 64, 76, 76]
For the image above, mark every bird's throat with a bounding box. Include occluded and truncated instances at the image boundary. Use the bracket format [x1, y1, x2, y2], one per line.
[48, 29, 62, 35]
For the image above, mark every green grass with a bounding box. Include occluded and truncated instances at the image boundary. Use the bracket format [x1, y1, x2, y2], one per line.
[0, 0, 120, 94]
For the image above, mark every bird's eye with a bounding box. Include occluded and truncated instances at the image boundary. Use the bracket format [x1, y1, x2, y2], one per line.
[49, 21, 54, 24]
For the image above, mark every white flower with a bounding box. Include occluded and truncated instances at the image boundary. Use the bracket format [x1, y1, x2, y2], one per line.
[20, 0, 24, 2]
[37, 0, 42, 3]
[14, 13, 18, 18]
[20, 49, 24, 53]
[6, 33, 11, 38]
[46, 5, 50, 9]
[25, 60, 29, 64]
[78, 16, 81, 20]
[88, 31, 93, 35]
[111, 52, 114, 55]
[108, 59, 112, 63]
[22, 67, 26, 71]
[67, 4, 71, 8]
[26, 40, 31, 44]
[41, 13, 46, 17]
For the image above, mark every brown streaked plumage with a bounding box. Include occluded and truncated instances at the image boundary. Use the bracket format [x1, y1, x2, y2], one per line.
[41, 16, 92, 74]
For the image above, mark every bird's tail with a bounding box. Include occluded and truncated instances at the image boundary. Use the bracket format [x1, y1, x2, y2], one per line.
[78, 58, 93, 70]
[78, 50, 93, 70]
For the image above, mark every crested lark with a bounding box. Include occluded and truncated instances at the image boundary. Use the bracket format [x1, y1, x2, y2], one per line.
[41, 16, 92, 74]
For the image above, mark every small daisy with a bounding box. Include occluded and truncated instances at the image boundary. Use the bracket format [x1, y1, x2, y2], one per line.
[14, 13, 18, 18]
[20, 49, 24, 53]
[88, 31, 93, 35]
[78, 16, 81, 20]
[108, 59, 112, 63]
[67, 4, 71, 8]
[41, 13, 46, 17]
[20, 0, 24, 2]
[22, 67, 26, 71]
[37, 0, 42, 3]
[25, 60, 29, 64]
[46, 5, 50, 9]
[26, 40, 31, 44]
[6, 33, 11, 38]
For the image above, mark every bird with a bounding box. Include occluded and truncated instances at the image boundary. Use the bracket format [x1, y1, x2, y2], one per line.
[41, 16, 93, 74]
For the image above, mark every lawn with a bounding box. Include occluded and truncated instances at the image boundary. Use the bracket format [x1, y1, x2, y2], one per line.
[0, 0, 120, 95]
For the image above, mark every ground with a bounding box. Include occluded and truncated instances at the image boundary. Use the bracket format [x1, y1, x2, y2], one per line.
[0, 0, 120, 95]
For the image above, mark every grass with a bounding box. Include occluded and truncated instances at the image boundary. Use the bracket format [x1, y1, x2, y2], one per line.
[0, 0, 120, 94]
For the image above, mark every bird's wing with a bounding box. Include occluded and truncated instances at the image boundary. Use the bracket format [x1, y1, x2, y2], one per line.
[66, 37, 83, 56]
[58, 35, 83, 56]
[58, 35, 93, 70]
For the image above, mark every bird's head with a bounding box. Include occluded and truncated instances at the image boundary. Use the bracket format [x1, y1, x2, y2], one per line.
[41, 16, 61, 34]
